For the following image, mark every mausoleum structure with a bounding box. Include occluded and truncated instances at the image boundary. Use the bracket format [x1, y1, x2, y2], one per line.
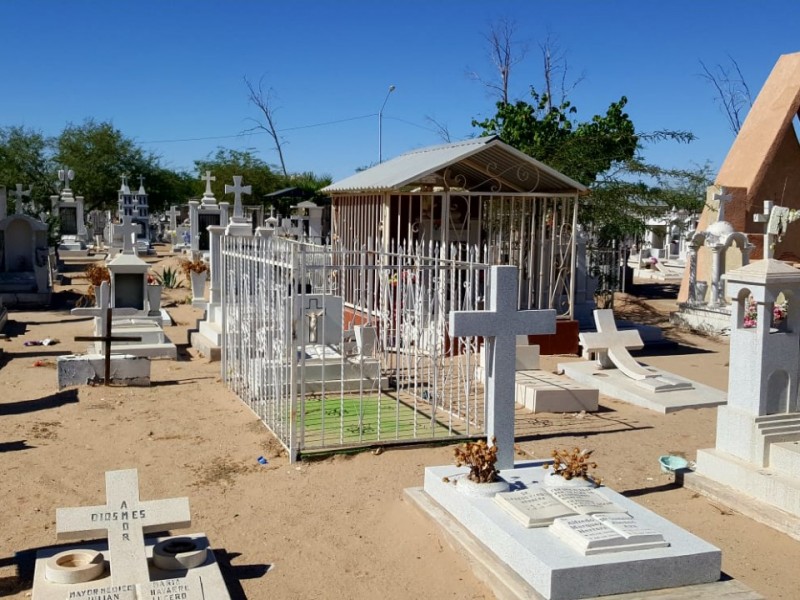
[116, 175, 152, 254]
[0, 185, 52, 306]
[688, 259, 800, 537]
[322, 136, 587, 322]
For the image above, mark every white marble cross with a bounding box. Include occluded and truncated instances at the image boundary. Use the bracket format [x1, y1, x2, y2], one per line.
[167, 205, 180, 231]
[714, 187, 733, 223]
[58, 167, 75, 192]
[225, 175, 252, 220]
[56, 468, 190, 586]
[579, 309, 649, 379]
[11, 183, 31, 215]
[449, 266, 556, 470]
[118, 214, 141, 254]
[201, 170, 216, 197]
[137, 174, 145, 192]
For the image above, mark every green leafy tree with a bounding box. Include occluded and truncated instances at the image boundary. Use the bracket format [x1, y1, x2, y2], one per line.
[54, 119, 160, 211]
[0, 126, 54, 212]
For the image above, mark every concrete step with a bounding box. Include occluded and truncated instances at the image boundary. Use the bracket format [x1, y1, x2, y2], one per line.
[198, 320, 222, 346]
[190, 330, 221, 361]
[756, 413, 800, 425]
[106, 326, 166, 345]
[99, 342, 177, 360]
[770, 441, 800, 473]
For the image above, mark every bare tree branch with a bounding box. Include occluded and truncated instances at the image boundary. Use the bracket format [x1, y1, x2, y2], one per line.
[243, 75, 288, 177]
[699, 57, 753, 135]
[466, 17, 528, 105]
[538, 33, 585, 109]
[424, 116, 452, 143]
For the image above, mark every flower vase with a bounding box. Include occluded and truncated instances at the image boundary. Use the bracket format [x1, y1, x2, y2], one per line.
[455, 476, 510, 498]
[146, 285, 163, 316]
[190, 271, 207, 301]
[543, 470, 595, 488]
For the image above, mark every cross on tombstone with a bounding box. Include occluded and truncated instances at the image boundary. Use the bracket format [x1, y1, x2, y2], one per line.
[166, 205, 180, 231]
[714, 187, 733, 223]
[11, 183, 31, 215]
[73, 282, 140, 385]
[58, 167, 75, 192]
[449, 266, 556, 470]
[200, 170, 216, 197]
[117, 214, 141, 254]
[224, 175, 252, 220]
[137, 174, 145, 192]
[579, 309, 651, 379]
[56, 468, 191, 586]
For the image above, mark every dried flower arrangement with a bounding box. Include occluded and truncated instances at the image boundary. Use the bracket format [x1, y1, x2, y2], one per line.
[179, 258, 208, 275]
[453, 437, 499, 483]
[543, 447, 601, 484]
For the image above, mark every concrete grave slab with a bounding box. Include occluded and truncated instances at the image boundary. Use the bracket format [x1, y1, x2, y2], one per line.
[57, 354, 150, 388]
[409, 462, 743, 600]
[558, 360, 725, 413]
[515, 371, 599, 413]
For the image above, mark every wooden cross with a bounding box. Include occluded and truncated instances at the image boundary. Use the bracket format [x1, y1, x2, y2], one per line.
[449, 266, 556, 470]
[11, 183, 31, 215]
[73, 282, 140, 386]
[200, 170, 216, 197]
[714, 187, 733, 222]
[58, 167, 75, 192]
[225, 175, 252, 220]
[56, 468, 190, 586]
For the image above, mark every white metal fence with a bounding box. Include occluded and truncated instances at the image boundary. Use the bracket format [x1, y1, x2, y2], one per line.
[221, 236, 493, 459]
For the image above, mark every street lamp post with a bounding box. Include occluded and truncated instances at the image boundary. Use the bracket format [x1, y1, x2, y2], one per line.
[378, 84, 396, 163]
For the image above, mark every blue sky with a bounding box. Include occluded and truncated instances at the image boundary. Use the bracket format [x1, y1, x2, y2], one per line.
[3, 1, 800, 183]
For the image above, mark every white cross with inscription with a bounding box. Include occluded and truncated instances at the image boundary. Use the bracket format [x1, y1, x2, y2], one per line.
[56, 469, 190, 586]
[201, 170, 216, 198]
[58, 167, 75, 192]
[224, 175, 252, 220]
[714, 186, 733, 223]
[11, 183, 31, 215]
[118, 214, 141, 254]
[449, 266, 556, 470]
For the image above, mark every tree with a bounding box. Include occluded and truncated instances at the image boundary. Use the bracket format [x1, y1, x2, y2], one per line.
[473, 87, 707, 296]
[54, 119, 161, 211]
[699, 56, 752, 135]
[467, 17, 528, 105]
[194, 147, 281, 205]
[0, 126, 54, 212]
[244, 76, 289, 177]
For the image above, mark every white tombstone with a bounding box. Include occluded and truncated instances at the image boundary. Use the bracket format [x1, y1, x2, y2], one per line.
[31, 468, 232, 599]
[449, 266, 556, 470]
[689, 259, 800, 537]
[224, 175, 252, 236]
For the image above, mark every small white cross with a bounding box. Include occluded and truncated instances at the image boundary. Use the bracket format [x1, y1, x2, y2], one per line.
[58, 167, 75, 191]
[11, 183, 31, 215]
[714, 187, 733, 223]
[137, 174, 145, 192]
[200, 170, 216, 197]
[224, 175, 252, 220]
[449, 266, 556, 470]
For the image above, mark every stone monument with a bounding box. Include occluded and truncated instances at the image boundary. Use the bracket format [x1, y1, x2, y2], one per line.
[31, 468, 231, 599]
[687, 259, 800, 539]
[52, 167, 88, 251]
[189, 171, 229, 255]
[405, 266, 757, 599]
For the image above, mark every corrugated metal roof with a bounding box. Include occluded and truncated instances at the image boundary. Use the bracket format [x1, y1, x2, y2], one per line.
[321, 136, 587, 194]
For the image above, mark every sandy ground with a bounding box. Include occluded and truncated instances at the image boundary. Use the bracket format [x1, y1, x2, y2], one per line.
[1, 253, 798, 599]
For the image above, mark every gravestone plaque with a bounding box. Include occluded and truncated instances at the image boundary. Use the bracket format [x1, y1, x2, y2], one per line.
[60, 206, 78, 236]
[197, 212, 220, 251]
